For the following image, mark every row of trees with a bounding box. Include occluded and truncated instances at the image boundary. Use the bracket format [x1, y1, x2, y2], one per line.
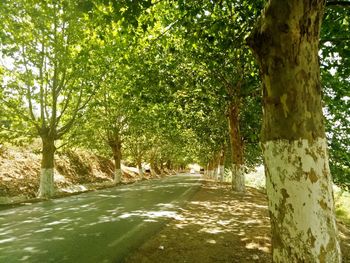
[0, 0, 263, 197]
[0, 0, 349, 261]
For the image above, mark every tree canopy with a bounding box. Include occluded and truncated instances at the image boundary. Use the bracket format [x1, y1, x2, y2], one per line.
[0, 0, 349, 191]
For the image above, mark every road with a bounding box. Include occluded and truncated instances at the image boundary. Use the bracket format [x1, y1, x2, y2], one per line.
[0, 174, 201, 263]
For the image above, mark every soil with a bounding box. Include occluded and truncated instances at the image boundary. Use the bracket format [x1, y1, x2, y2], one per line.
[0, 145, 169, 203]
[125, 181, 350, 263]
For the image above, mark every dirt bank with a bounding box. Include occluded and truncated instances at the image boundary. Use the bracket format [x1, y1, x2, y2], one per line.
[0, 145, 168, 204]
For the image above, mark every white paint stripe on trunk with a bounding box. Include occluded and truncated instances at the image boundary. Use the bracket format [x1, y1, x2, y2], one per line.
[263, 138, 341, 262]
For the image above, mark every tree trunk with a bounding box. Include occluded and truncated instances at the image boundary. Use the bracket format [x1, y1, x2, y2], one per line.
[231, 164, 245, 192]
[166, 160, 171, 170]
[38, 136, 55, 198]
[248, 1, 341, 261]
[207, 161, 214, 179]
[218, 149, 225, 182]
[150, 160, 157, 177]
[160, 159, 164, 171]
[149, 152, 160, 177]
[218, 165, 225, 182]
[214, 153, 221, 181]
[137, 157, 143, 179]
[112, 144, 122, 184]
[108, 133, 122, 184]
[212, 158, 218, 180]
[154, 160, 161, 175]
[228, 100, 245, 192]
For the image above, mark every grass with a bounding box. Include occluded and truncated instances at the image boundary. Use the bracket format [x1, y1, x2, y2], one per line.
[334, 188, 350, 226]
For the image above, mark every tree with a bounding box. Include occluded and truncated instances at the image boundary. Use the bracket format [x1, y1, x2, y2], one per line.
[0, 0, 101, 198]
[153, 0, 264, 190]
[321, 4, 350, 190]
[247, 0, 341, 261]
[79, 87, 127, 185]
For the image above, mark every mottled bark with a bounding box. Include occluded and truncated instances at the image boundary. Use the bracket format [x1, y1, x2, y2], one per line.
[264, 138, 340, 262]
[38, 136, 55, 198]
[248, 0, 341, 261]
[231, 164, 245, 192]
[228, 100, 245, 192]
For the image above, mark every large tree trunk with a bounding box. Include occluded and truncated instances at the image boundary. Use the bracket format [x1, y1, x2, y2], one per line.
[38, 136, 55, 198]
[248, 1, 341, 261]
[228, 100, 245, 192]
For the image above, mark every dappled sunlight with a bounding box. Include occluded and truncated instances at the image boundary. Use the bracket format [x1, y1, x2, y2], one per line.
[125, 181, 273, 263]
[0, 174, 201, 262]
[245, 240, 270, 253]
[156, 203, 177, 209]
[34, 227, 53, 233]
[0, 237, 16, 244]
[118, 210, 184, 221]
[137, 182, 273, 262]
[200, 227, 224, 234]
[206, 239, 217, 244]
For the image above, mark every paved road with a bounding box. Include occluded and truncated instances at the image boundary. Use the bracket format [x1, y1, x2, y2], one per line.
[0, 174, 201, 263]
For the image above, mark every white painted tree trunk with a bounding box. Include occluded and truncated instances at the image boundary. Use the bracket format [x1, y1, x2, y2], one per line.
[218, 165, 225, 182]
[264, 138, 341, 262]
[231, 164, 245, 192]
[114, 168, 122, 184]
[38, 168, 55, 198]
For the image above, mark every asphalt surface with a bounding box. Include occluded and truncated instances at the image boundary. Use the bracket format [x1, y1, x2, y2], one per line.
[0, 174, 202, 263]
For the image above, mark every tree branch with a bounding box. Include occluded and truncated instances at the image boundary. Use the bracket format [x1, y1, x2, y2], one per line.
[0, 97, 39, 129]
[21, 45, 40, 130]
[39, 39, 47, 128]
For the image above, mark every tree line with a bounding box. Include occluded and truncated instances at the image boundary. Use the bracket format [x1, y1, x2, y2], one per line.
[0, 0, 349, 261]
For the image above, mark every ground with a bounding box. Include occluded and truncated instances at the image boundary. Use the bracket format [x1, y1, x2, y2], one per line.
[1, 145, 349, 261]
[0, 145, 166, 204]
[125, 181, 350, 263]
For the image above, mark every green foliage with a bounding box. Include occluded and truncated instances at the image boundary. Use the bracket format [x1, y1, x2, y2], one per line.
[321, 5, 350, 189]
[0, 0, 103, 145]
[0, 0, 348, 188]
